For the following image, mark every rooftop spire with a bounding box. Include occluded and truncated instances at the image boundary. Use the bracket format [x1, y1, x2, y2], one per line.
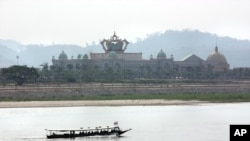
[215, 36, 218, 53]
[215, 46, 218, 53]
[216, 36, 218, 47]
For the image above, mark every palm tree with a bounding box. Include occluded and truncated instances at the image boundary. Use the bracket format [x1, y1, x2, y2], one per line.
[77, 54, 82, 60]
[50, 65, 56, 71]
[40, 62, 49, 71]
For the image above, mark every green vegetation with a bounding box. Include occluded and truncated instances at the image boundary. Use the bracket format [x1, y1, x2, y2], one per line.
[1, 93, 250, 102]
[75, 93, 250, 102]
[0, 65, 38, 85]
[1, 66, 250, 104]
[1, 64, 250, 85]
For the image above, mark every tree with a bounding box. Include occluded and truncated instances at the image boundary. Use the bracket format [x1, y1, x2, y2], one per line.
[77, 54, 82, 60]
[50, 65, 56, 71]
[40, 62, 49, 71]
[40, 62, 49, 81]
[0, 65, 39, 85]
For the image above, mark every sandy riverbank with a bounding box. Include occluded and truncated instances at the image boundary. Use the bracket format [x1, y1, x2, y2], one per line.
[0, 100, 209, 108]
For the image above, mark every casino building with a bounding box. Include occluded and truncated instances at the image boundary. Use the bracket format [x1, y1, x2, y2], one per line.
[51, 32, 230, 79]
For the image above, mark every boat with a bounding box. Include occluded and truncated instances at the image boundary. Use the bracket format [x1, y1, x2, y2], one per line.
[45, 122, 132, 139]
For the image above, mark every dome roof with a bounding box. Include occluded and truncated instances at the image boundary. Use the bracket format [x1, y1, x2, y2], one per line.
[58, 51, 68, 60]
[157, 49, 166, 59]
[206, 46, 229, 71]
[83, 54, 88, 59]
[108, 51, 118, 58]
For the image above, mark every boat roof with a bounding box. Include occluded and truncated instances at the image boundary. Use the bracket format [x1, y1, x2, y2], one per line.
[45, 126, 119, 132]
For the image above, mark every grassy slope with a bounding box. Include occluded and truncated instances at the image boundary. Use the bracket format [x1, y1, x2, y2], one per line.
[1, 93, 250, 102]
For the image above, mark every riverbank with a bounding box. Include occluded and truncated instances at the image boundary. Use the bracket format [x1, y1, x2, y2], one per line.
[1, 82, 250, 102]
[0, 100, 210, 108]
[1, 82, 250, 107]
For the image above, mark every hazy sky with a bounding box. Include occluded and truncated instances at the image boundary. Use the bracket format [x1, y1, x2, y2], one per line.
[0, 0, 249, 46]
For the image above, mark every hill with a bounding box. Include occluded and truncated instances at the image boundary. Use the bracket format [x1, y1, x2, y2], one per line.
[0, 30, 250, 68]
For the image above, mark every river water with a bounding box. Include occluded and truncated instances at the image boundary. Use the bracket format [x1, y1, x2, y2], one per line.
[0, 103, 249, 141]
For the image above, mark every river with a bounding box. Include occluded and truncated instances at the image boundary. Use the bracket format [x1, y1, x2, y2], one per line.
[0, 103, 249, 141]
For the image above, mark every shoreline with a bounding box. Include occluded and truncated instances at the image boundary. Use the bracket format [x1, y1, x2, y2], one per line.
[0, 100, 211, 108]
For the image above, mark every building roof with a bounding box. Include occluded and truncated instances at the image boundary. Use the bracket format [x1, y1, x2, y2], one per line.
[100, 32, 129, 53]
[157, 49, 166, 58]
[58, 51, 68, 60]
[181, 54, 204, 62]
[206, 46, 229, 71]
[207, 46, 228, 64]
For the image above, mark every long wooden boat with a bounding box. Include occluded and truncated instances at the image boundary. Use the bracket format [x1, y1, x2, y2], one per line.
[45, 122, 131, 139]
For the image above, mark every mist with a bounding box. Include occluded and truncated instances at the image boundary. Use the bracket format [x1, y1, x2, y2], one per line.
[0, 30, 250, 68]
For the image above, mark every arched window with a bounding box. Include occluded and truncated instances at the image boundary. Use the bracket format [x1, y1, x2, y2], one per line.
[76, 63, 81, 70]
[104, 63, 109, 70]
[164, 63, 170, 71]
[114, 63, 121, 72]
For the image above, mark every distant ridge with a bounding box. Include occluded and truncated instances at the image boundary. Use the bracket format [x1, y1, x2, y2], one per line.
[0, 30, 250, 68]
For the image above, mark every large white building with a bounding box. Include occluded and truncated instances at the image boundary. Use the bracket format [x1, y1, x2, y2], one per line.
[52, 32, 229, 78]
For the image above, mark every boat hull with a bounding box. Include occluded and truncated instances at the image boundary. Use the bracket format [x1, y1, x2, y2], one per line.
[46, 128, 131, 139]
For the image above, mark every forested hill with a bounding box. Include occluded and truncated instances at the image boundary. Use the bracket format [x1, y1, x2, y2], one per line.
[0, 30, 250, 68]
[127, 30, 250, 68]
